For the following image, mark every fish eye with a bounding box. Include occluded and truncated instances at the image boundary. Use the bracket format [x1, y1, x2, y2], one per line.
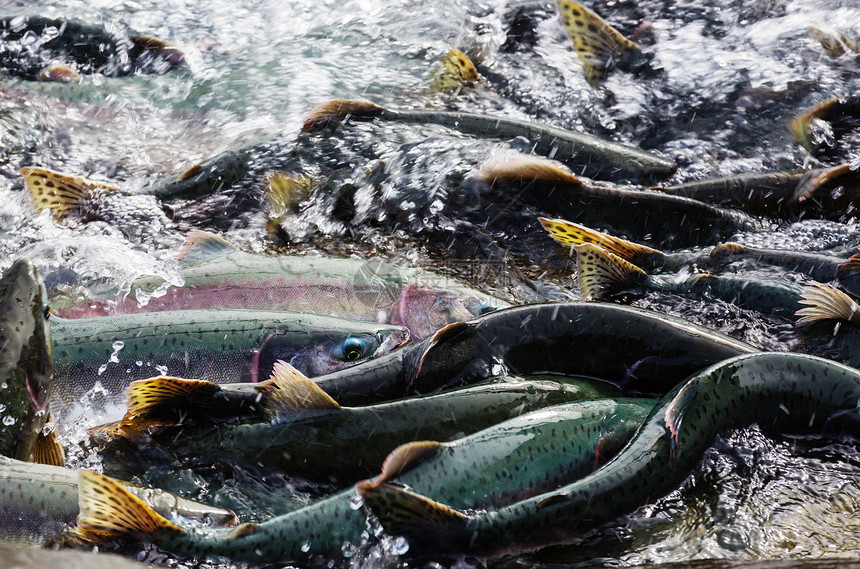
[341, 337, 369, 362]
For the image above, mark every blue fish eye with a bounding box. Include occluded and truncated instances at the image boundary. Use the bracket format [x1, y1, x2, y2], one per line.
[342, 337, 369, 362]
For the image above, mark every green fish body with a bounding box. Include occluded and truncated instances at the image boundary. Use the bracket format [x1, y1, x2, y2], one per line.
[75, 398, 653, 563]
[0, 456, 236, 547]
[359, 352, 860, 558]
[51, 231, 505, 340]
[50, 308, 408, 421]
[96, 371, 621, 483]
[314, 302, 757, 405]
[0, 259, 52, 461]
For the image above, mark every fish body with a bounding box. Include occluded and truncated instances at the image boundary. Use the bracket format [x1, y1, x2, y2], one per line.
[314, 301, 756, 405]
[50, 231, 506, 340]
[303, 100, 676, 181]
[477, 157, 755, 248]
[359, 352, 860, 557]
[97, 369, 621, 483]
[576, 243, 807, 319]
[0, 259, 52, 461]
[0, 455, 235, 547]
[75, 398, 653, 563]
[50, 309, 408, 420]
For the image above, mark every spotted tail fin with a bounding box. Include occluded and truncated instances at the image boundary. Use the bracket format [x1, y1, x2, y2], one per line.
[538, 217, 662, 266]
[574, 243, 647, 300]
[30, 418, 65, 467]
[796, 283, 860, 327]
[20, 167, 124, 221]
[356, 481, 470, 547]
[76, 470, 187, 545]
[556, 0, 641, 86]
[432, 48, 482, 92]
[264, 360, 340, 422]
[122, 376, 221, 427]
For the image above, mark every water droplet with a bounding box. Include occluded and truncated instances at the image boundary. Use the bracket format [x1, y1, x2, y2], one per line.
[136, 361, 143, 366]
[341, 541, 357, 558]
[391, 536, 409, 555]
[300, 541, 311, 553]
[349, 494, 364, 510]
[109, 341, 124, 363]
[155, 365, 168, 375]
[97, 364, 108, 376]
[0, 404, 6, 413]
[3, 415, 16, 426]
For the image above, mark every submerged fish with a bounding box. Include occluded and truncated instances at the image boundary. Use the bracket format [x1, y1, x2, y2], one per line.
[475, 156, 756, 248]
[0, 259, 53, 461]
[359, 352, 860, 558]
[0, 455, 236, 547]
[575, 242, 807, 319]
[302, 99, 676, 181]
[50, 308, 408, 420]
[0, 15, 186, 79]
[312, 301, 756, 405]
[50, 230, 506, 340]
[74, 397, 652, 563]
[93, 362, 618, 483]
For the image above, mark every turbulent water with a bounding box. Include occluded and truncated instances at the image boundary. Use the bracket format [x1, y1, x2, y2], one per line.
[1, 0, 859, 567]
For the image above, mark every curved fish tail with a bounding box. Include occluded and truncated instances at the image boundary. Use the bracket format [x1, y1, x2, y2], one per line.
[556, 0, 641, 86]
[796, 283, 860, 327]
[355, 481, 471, 547]
[76, 470, 186, 545]
[432, 48, 482, 92]
[302, 99, 385, 131]
[122, 376, 221, 427]
[794, 163, 856, 203]
[574, 243, 647, 300]
[264, 360, 340, 421]
[20, 167, 124, 221]
[538, 217, 662, 266]
[790, 97, 838, 152]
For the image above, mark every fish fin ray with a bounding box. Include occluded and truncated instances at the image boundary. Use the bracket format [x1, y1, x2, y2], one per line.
[538, 217, 661, 264]
[791, 97, 838, 151]
[796, 283, 860, 327]
[124, 376, 220, 426]
[574, 243, 646, 300]
[176, 230, 236, 267]
[76, 470, 186, 545]
[264, 360, 340, 420]
[30, 419, 65, 467]
[663, 379, 700, 464]
[20, 167, 121, 220]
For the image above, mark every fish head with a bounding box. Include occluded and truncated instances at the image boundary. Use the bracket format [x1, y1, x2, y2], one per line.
[390, 282, 508, 339]
[258, 326, 410, 378]
[0, 259, 53, 460]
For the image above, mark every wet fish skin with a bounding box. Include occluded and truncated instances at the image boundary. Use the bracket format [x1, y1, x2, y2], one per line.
[0, 455, 235, 547]
[96, 372, 621, 483]
[50, 309, 408, 421]
[75, 398, 652, 563]
[314, 301, 757, 405]
[360, 352, 860, 557]
[0, 259, 52, 461]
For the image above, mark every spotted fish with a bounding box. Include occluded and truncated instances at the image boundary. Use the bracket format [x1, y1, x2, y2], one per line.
[431, 48, 483, 92]
[359, 352, 860, 558]
[74, 398, 652, 563]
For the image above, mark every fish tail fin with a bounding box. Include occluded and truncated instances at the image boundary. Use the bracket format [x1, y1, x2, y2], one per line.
[30, 418, 65, 467]
[574, 243, 647, 300]
[538, 217, 661, 265]
[791, 97, 838, 151]
[20, 167, 121, 220]
[264, 360, 340, 421]
[556, 0, 641, 86]
[175, 230, 236, 267]
[302, 99, 385, 131]
[356, 481, 470, 546]
[663, 380, 700, 465]
[432, 48, 482, 92]
[266, 171, 314, 221]
[808, 25, 857, 58]
[123, 376, 221, 426]
[796, 283, 860, 327]
[795, 164, 855, 203]
[372, 441, 443, 486]
[75, 470, 187, 545]
[836, 253, 860, 280]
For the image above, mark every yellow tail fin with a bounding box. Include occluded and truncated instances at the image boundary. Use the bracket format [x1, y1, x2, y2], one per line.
[432, 48, 482, 92]
[791, 97, 838, 152]
[557, 0, 641, 86]
[264, 360, 340, 421]
[20, 167, 123, 220]
[76, 470, 186, 545]
[30, 419, 65, 467]
[538, 217, 662, 265]
[266, 171, 314, 221]
[575, 243, 647, 300]
[796, 284, 860, 327]
[123, 376, 220, 426]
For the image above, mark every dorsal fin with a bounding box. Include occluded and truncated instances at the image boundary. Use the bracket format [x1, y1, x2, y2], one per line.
[479, 156, 582, 188]
[557, 0, 641, 86]
[708, 242, 748, 264]
[266, 171, 314, 220]
[371, 441, 443, 487]
[355, 481, 469, 543]
[123, 376, 221, 426]
[175, 230, 236, 267]
[176, 164, 203, 182]
[574, 243, 647, 300]
[410, 321, 469, 388]
[302, 100, 385, 132]
[796, 283, 860, 327]
[38, 64, 80, 82]
[20, 167, 122, 221]
[264, 360, 340, 420]
[75, 470, 187, 545]
[226, 522, 260, 540]
[538, 217, 662, 265]
[30, 418, 65, 467]
[432, 48, 482, 92]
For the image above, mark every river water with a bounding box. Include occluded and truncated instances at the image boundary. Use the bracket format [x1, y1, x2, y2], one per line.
[0, 0, 859, 567]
